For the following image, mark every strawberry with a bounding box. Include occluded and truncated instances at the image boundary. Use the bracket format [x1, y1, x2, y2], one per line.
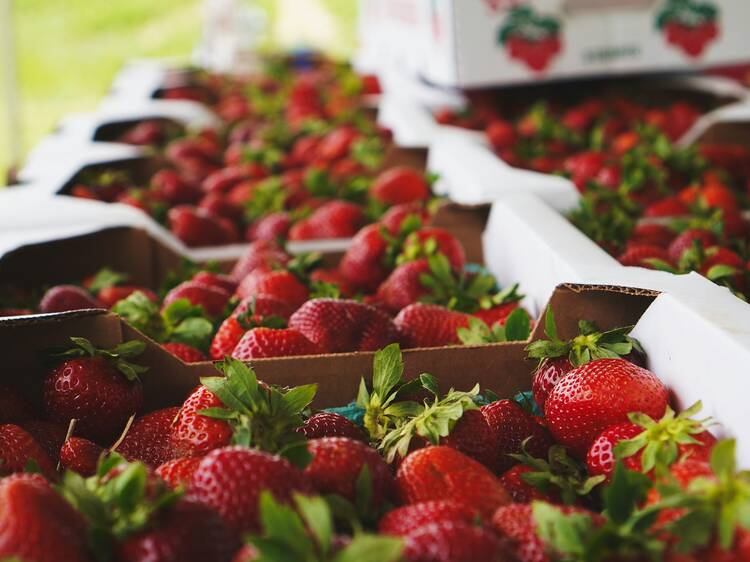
[39, 285, 102, 313]
[288, 298, 400, 353]
[0, 424, 56, 478]
[644, 196, 689, 217]
[379, 203, 431, 234]
[162, 280, 231, 318]
[202, 164, 264, 194]
[189, 446, 312, 532]
[396, 446, 511, 519]
[198, 192, 244, 221]
[699, 246, 746, 290]
[162, 342, 207, 362]
[544, 358, 669, 457]
[525, 308, 644, 410]
[156, 457, 201, 489]
[304, 437, 395, 506]
[231, 327, 322, 359]
[43, 338, 146, 442]
[170, 385, 233, 458]
[587, 402, 717, 482]
[168, 205, 238, 247]
[500, 465, 554, 503]
[370, 167, 430, 206]
[115, 407, 179, 468]
[402, 520, 507, 562]
[59, 436, 105, 476]
[481, 399, 555, 473]
[151, 169, 202, 204]
[617, 244, 673, 269]
[120, 120, 167, 146]
[667, 228, 717, 264]
[288, 200, 364, 240]
[628, 223, 676, 248]
[171, 358, 315, 457]
[399, 228, 466, 273]
[487, 119, 517, 152]
[229, 240, 289, 282]
[298, 412, 368, 443]
[236, 270, 309, 310]
[245, 211, 292, 242]
[191, 271, 237, 294]
[378, 500, 480, 535]
[116, 499, 240, 562]
[337, 224, 392, 292]
[316, 126, 359, 161]
[374, 259, 432, 313]
[394, 303, 470, 348]
[0, 473, 90, 562]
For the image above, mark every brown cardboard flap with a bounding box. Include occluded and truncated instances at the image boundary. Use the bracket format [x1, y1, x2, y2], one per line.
[531, 284, 658, 341]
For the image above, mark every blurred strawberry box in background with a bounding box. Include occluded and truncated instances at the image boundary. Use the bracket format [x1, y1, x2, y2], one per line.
[374, 0, 750, 88]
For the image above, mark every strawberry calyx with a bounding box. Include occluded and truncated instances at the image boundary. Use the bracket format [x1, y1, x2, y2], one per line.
[244, 177, 288, 222]
[50, 337, 148, 382]
[355, 344, 423, 443]
[525, 307, 643, 367]
[198, 358, 317, 467]
[379, 216, 423, 269]
[511, 441, 605, 506]
[86, 268, 129, 293]
[379, 380, 480, 464]
[235, 298, 288, 331]
[418, 254, 523, 314]
[247, 491, 403, 562]
[284, 253, 341, 298]
[533, 463, 669, 561]
[652, 439, 750, 554]
[112, 292, 214, 353]
[350, 137, 384, 170]
[614, 401, 715, 474]
[457, 309, 532, 345]
[58, 454, 181, 560]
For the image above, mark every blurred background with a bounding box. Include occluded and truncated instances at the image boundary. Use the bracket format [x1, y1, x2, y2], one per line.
[1, 0, 358, 178]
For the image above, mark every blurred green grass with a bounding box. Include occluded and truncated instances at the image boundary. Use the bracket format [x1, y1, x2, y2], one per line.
[2, 0, 357, 182]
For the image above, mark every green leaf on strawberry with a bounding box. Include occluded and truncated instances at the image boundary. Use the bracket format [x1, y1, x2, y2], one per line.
[48, 336, 148, 382]
[87, 268, 129, 294]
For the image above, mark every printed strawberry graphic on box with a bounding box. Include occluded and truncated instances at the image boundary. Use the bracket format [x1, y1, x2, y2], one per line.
[657, 0, 720, 58]
[499, 5, 563, 73]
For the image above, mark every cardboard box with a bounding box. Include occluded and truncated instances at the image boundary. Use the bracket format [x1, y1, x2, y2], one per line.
[385, 0, 750, 88]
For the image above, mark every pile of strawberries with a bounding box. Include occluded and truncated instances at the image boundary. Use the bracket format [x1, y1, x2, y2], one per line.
[437, 85, 750, 300]
[0, 205, 527, 359]
[2, 306, 749, 562]
[67, 58, 430, 248]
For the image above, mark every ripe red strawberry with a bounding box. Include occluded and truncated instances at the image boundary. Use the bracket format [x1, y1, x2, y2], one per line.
[481, 399, 555, 473]
[198, 192, 244, 222]
[628, 223, 676, 248]
[402, 520, 507, 562]
[98, 286, 158, 308]
[116, 407, 179, 468]
[39, 285, 102, 313]
[0, 424, 56, 478]
[617, 244, 673, 269]
[156, 457, 202, 489]
[151, 169, 202, 204]
[644, 197, 689, 218]
[394, 303, 470, 348]
[168, 205, 238, 247]
[0, 473, 91, 562]
[245, 211, 292, 242]
[531, 357, 572, 411]
[337, 224, 392, 292]
[487, 119, 517, 151]
[298, 412, 368, 442]
[544, 358, 669, 457]
[472, 301, 519, 328]
[288, 200, 364, 240]
[20, 420, 66, 463]
[59, 437, 104, 476]
[230, 240, 290, 282]
[231, 327, 322, 359]
[316, 126, 359, 161]
[667, 228, 717, 264]
[236, 270, 309, 310]
[288, 298, 400, 353]
[401, 228, 466, 272]
[492, 503, 598, 562]
[370, 167, 430, 206]
[116, 499, 240, 562]
[202, 164, 264, 194]
[304, 437, 394, 506]
[439, 408, 499, 471]
[170, 385, 233, 458]
[378, 500, 480, 535]
[162, 280, 231, 318]
[586, 403, 717, 482]
[396, 446, 511, 519]
[210, 316, 247, 359]
[379, 203, 431, 234]
[375, 259, 431, 313]
[700, 246, 746, 289]
[189, 446, 312, 533]
[500, 465, 556, 503]
[42, 338, 145, 442]
[162, 342, 207, 363]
